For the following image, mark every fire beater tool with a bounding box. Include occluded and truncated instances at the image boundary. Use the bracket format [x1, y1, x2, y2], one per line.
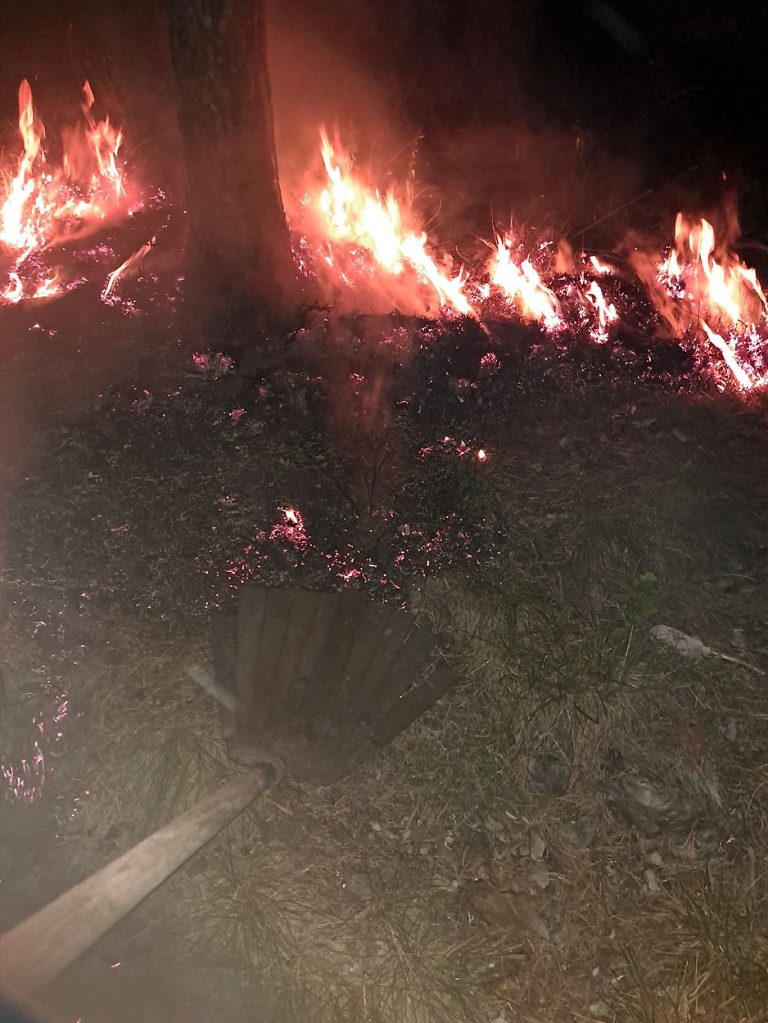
[0, 585, 459, 1004]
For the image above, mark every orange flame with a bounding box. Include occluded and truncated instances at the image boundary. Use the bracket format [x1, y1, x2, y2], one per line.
[700, 323, 757, 390]
[1, 271, 23, 304]
[81, 81, 124, 198]
[589, 255, 613, 275]
[1, 81, 46, 252]
[584, 280, 617, 333]
[489, 234, 561, 329]
[660, 213, 767, 328]
[641, 213, 768, 389]
[1, 80, 129, 304]
[304, 129, 472, 316]
[32, 274, 61, 301]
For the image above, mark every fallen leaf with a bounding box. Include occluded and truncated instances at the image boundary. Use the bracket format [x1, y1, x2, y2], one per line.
[462, 880, 549, 939]
[680, 716, 702, 767]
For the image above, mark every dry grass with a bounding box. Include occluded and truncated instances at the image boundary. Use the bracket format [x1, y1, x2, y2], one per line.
[3, 333, 767, 1021]
[54, 558, 767, 1022]
[408, 575, 768, 1021]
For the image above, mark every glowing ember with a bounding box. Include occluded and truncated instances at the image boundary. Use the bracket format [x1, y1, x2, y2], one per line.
[299, 129, 472, 316]
[489, 233, 562, 329]
[479, 351, 501, 374]
[270, 506, 308, 549]
[1, 79, 130, 304]
[420, 436, 489, 462]
[1, 692, 69, 803]
[103, 238, 154, 300]
[192, 352, 234, 378]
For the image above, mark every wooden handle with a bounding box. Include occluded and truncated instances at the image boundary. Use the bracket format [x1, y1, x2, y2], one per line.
[0, 763, 278, 998]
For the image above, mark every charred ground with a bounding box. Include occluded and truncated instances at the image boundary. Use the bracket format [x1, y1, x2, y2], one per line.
[1, 316, 767, 1022]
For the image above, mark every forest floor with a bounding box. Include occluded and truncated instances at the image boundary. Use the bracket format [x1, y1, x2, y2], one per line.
[1, 307, 767, 1023]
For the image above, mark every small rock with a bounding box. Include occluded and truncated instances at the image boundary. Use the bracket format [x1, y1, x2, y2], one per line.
[643, 867, 660, 893]
[647, 850, 663, 866]
[340, 871, 373, 901]
[549, 918, 569, 948]
[529, 863, 551, 891]
[490, 978, 523, 1003]
[722, 717, 738, 743]
[563, 813, 599, 848]
[731, 627, 747, 653]
[590, 1000, 612, 1020]
[607, 772, 700, 837]
[527, 830, 547, 861]
[670, 820, 722, 860]
[528, 752, 571, 796]
[601, 746, 624, 776]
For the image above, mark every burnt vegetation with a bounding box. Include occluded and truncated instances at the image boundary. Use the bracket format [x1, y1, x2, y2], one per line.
[2, 317, 768, 1022]
[1, 1, 768, 1022]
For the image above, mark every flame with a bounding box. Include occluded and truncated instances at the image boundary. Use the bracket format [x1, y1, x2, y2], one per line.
[0, 79, 129, 303]
[589, 255, 613, 275]
[700, 323, 757, 390]
[1, 271, 23, 304]
[489, 234, 561, 329]
[81, 81, 124, 197]
[33, 274, 61, 300]
[301, 129, 472, 316]
[660, 213, 767, 328]
[0, 86, 761, 394]
[584, 279, 617, 334]
[639, 213, 768, 389]
[1, 81, 45, 252]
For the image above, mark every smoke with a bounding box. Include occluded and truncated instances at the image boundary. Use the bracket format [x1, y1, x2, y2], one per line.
[266, 0, 649, 258]
[267, 0, 411, 204]
[266, 0, 768, 263]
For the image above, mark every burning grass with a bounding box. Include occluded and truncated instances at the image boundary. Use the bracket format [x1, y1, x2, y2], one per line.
[2, 322, 768, 1021]
[289, 131, 768, 393]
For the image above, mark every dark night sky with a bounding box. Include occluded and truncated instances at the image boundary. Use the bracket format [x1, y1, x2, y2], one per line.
[529, 2, 768, 182]
[1, 0, 767, 232]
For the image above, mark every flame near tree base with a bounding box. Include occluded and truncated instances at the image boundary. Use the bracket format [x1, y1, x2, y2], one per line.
[1, 80, 767, 392]
[0, 79, 135, 304]
[292, 131, 768, 391]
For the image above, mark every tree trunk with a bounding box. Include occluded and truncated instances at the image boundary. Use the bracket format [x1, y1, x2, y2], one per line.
[166, 0, 297, 330]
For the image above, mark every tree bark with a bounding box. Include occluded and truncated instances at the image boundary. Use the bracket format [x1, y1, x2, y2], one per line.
[166, 0, 297, 329]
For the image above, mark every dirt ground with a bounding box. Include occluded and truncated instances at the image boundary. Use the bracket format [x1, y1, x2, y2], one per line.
[1, 309, 767, 1023]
